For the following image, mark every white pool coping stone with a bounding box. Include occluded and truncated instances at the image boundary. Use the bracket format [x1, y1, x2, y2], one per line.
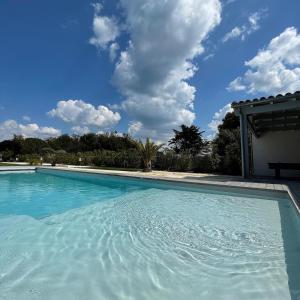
[0, 166, 36, 172]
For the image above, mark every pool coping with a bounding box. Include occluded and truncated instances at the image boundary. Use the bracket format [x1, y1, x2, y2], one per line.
[0, 166, 36, 172]
[1, 166, 299, 214]
[35, 166, 300, 215]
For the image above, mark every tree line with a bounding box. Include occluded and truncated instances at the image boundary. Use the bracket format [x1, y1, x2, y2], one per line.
[0, 112, 241, 175]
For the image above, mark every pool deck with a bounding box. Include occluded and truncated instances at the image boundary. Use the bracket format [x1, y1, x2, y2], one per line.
[1, 165, 300, 213]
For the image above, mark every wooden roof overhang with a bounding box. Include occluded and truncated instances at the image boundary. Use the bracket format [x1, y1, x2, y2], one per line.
[232, 91, 300, 138]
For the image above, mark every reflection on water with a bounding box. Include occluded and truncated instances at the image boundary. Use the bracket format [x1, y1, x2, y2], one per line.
[0, 171, 300, 299]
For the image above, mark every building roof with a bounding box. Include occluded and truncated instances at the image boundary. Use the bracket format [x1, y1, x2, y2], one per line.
[232, 91, 300, 109]
[232, 91, 300, 136]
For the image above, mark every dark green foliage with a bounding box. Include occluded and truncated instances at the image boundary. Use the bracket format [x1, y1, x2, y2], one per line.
[168, 125, 206, 156]
[218, 112, 240, 131]
[192, 155, 214, 173]
[212, 112, 242, 175]
[0, 115, 242, 176]
[92, 150, 141, 169]
[48, 135, 79, 152]
[0, 132, 137, 157]
[20, 138, 48, 154]
[1, 149, 14, 161]
[155, 150, 192, 171]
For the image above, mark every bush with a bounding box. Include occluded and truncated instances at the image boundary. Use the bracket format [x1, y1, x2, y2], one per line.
[174, 153, 192, 171]
[20, 154, 40, 164]
[52, 153, 78, 165]
[29, 159, 42, 166]
[155, 151, 175, 170]
[154, 151, 192, 171]
[192, 155, 214, 173]
[212, 128, 241, 175]
[92, 150, 142, 169]
[1, 150, 14, 161]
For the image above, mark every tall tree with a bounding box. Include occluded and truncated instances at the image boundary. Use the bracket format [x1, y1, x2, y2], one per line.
[212, 112, 241, 175]
[169, 125, 206, 156]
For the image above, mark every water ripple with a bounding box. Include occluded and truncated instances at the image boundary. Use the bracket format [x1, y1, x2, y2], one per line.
[0, 187, 299, 299]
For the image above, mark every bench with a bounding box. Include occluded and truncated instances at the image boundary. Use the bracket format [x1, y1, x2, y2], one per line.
[268, 163, 300, 179]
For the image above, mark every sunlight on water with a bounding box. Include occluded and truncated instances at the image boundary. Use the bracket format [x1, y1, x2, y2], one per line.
[0, 170, 300, 300]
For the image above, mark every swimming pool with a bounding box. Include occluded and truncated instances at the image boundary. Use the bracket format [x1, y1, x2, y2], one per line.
[0, 169, 300, 300]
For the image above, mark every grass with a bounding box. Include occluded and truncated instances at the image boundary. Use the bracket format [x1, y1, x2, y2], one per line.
[88, 166, 141, 172]
[0, 162, 22, 166]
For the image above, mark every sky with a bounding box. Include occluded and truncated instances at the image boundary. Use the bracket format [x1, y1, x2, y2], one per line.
[0, 0, 300, 142]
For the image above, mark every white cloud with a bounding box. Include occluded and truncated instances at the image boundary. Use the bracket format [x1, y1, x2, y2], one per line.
[223, 26, 243, 42]
[22, 115, 31, 122]
[203, 53, 215, 61]
[0, 120, 61, 141]
[208, 103, 233, 136]
[228, 27, 300, 94]
[222, 9, 266, 43]
[109, 42, 119, 61]
[128, 121, 143, 136]
[227, 77, 246, 91]
[91, 3, 102, 14]
[72, 126, 90, 135]
[112, 0, 222, 141]
[224, 0, 236, 5]
[48, 100, 121, 129]
[89, 4, 119, 50]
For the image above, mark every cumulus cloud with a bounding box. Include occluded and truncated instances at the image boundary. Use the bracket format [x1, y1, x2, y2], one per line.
[89, 3, 120, 50]
[222, 9, 267, 43]
[48, 100, 121, 130]
[112, 0, 222, 141]
[228, 27, 300, 94]
[72, 126, 90, 136]
[208, 103, 233, 136]
[227, 77, 246, 91]
[0, 120, 61, 141]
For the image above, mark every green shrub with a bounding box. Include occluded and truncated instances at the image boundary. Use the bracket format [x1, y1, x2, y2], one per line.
[192, 155, 214, 173]
[154, 151, 192, 171]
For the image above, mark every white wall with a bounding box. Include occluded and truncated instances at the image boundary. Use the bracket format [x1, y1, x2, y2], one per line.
[252, 130, 300, 177]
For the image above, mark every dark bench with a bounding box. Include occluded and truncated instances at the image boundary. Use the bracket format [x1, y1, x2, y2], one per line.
[268, 163, 300, 179]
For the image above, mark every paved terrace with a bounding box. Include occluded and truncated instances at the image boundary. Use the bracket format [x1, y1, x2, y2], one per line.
[1, 165, 299, 214]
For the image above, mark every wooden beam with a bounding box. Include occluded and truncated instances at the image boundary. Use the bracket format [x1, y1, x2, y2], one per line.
[242, 100, 300, 115]
[255, 118, 300, 128]
[258, 125, 300, 133]
[247, 116, 259, 138]
[239, 112, 250, 178]
[252, 110, 300, 121]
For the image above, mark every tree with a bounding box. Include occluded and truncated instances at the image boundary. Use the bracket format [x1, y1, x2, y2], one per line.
[21, 138, 47, 154]
[136, 138, 164, 172]
[218, 111, 240, 131]
[169, 125, 206, 156]
[212, 112, 241, 175]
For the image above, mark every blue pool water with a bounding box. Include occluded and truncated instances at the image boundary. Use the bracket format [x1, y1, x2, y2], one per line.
[0, 169, 300, 300]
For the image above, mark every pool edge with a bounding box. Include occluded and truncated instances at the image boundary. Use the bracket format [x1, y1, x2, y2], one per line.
[36, 166, 300, 215]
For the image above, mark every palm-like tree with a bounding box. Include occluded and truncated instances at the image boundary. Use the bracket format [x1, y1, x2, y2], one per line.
[137, 138, 164, 172]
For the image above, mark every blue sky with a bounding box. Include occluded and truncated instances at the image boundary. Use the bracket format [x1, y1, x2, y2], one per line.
[0, 0, 300, 141]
